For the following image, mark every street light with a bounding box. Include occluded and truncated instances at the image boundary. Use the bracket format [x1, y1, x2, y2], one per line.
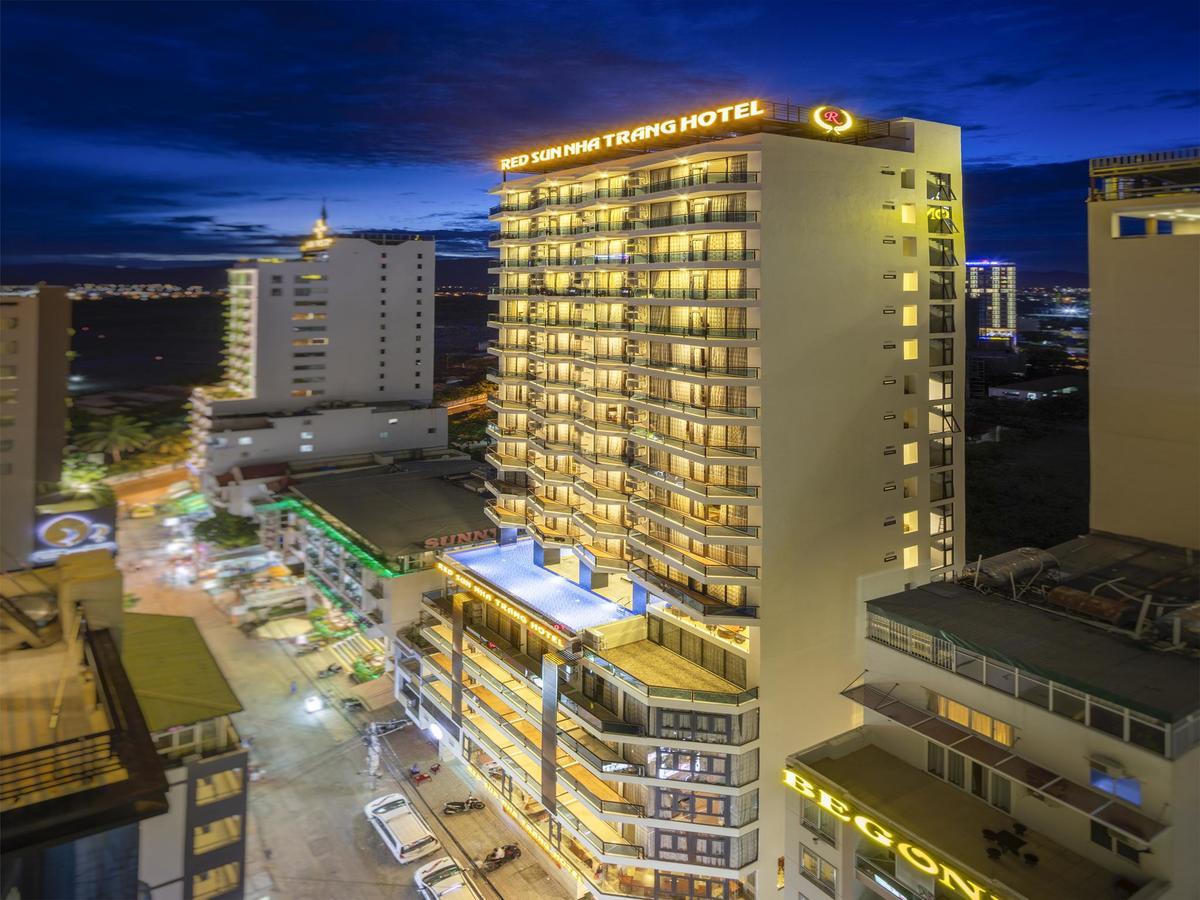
[304, 694, 324, 714]
[428, 722, 444, 742]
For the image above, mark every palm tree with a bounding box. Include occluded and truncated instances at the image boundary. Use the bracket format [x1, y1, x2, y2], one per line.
[74, 415, 152, 463]
[148, 423, 192, 459]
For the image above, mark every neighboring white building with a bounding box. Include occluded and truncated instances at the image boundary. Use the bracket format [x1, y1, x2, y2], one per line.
[1086, 149, 1200, 550]
[967, 260, 1017, 346]
[407, 98, 966, 900]
[0, 286, 71, 569]
[785, 534, 1198, 900]
[191, 217, 446, 508]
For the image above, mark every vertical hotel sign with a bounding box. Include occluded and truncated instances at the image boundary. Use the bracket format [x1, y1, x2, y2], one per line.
[501, 100, 766, 171]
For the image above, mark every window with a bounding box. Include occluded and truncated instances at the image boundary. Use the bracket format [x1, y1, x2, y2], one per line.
[1092, 821, 1142, 864]
[427, 427, 436, 434]
[237, 436, 253, 445]
[902, 236, 917, 257]
[929, 692, 1014, 746]
[800, 797, 838, 845]
[300, 431, 313, 439]
[902, 510, 919, 534]
[902, 442, 918, 465]
[1090, 760, 1142, 806]
[902, 339, 919, 360]
[379, 431, 389, 438]
[902, 304, 918, 326]
[300, 444, 313, 453]
[388, 417, 399, 424]
[800, 847, 836, 897]
[900, 168, 915, 189]
[902, 272, 918, 292]
[902, 545, 919, 569]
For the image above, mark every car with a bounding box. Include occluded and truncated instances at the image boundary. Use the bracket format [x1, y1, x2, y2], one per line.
[414, 856, 485, 900]
[363, 793, 439, 864]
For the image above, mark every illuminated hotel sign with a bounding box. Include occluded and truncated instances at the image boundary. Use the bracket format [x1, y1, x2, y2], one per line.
[812, 106, 853, 134]
[783, 768, 1007, 900]
[424, 528, 497, 550]
[300, 216, 333, 252]
[435, 561, 568, 649]
[500, 99, 766, 171]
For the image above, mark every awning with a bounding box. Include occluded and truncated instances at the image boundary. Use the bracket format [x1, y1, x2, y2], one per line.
[844, 683, 1167, 846]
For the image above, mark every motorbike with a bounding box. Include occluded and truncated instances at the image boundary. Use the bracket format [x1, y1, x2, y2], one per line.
[316, 663, 343, 679]
[296, 642, 323, 656]
[443, 796, 485, 816]
[481, 844, 521, 872]
[340, 697, 365, 712]
[409, 762, 440, 784]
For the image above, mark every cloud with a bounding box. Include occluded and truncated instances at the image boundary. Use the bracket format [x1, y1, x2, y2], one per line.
[1153, 88, 1200, 109]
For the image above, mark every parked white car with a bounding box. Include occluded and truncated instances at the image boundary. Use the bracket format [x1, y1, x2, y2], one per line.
[415, 856, 484, 900]
[363, 793, 439, 864]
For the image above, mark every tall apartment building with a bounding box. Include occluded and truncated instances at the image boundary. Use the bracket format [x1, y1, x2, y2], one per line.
[191, 216, 447, 510]
[0, 286, 71, 569]
[401, 99, 965, 899]
[967, 261, 1017, 346]
[1087, 149, 1200, 549]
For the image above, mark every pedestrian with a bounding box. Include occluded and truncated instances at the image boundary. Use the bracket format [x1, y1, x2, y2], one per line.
[289, 680, 297, 696]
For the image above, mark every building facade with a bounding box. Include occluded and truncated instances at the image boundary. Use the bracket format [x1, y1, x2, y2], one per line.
[191, 220, 446, 508]
[966, 261, 1017, 347]
[0, 286, 71, 569]
[399, 99, 966, 899]
[1086, 149, 1199, 549]
[785, 535, 1198, 900]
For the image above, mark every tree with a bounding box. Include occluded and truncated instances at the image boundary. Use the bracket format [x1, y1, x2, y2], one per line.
[74, 415, 152, 463]
[193, 509, 260, 549]
[148, 423, 192, 459]
[56, 454, 116, 505]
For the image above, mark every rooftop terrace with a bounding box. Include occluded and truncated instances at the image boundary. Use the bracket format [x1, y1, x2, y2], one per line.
[794, 737, 1144, 900]
[445, 539, 634, 633]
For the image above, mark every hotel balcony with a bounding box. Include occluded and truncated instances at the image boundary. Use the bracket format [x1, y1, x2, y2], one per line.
[490, 286, 759, 304]
[788, 728, 1160, 900]
[495, 248, 761, 270]
[572, 509, 630, 540]
[627, 460, 761, 506]
[629, 496, 760, 545]
[484, 500, 525, 529]
[484, 449, 528, 472]
[630, 566, 759, 622]
[489, 171, 761, 216]
[628, 357, 759, 383]
[629, 322, 759, 343]
[626, 425, 759, 464]
[626, 392, 759, 425]
[626, 532, 758, 586]
[485, 476, 531, 498]
[492, 210, 761, 243]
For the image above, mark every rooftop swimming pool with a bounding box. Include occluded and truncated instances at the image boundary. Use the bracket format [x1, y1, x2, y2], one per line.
[446, 540, 633, 633]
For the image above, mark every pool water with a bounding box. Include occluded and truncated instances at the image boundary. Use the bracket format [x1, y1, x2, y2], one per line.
[447, 540, 633, 633]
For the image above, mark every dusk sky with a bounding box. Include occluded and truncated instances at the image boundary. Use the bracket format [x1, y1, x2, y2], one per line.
[2, 0, 1197, 274]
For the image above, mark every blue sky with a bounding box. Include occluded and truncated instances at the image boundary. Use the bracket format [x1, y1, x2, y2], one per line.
[2, 0, 1197, 272]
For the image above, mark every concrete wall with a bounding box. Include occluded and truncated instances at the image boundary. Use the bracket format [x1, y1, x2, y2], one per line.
[756, 120, 966, 894]
[1087, 202, 1200, 549]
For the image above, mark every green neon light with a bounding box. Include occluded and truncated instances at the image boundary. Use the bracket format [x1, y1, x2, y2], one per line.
[267, 498, 402, 577]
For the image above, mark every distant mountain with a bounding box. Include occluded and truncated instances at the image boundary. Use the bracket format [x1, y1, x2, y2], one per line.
[1020, 270, 1088, 288]
[1, 255, 498, 292]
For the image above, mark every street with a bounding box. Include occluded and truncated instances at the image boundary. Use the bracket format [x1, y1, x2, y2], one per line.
[119, 514, 572, 900]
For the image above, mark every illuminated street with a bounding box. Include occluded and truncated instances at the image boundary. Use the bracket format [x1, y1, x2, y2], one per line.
[118, 511, 571, 900]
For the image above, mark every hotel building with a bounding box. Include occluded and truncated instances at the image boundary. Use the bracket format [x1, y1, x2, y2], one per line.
[400, 99, 966, 899]
[191, 218, 447, 511]
[785, 534, 1198, 900]
[1086, 148, 1199, 549]
[966, 261, 1017, 346]
[0, 285, 71, 569]
[781, 147, 1199, 900]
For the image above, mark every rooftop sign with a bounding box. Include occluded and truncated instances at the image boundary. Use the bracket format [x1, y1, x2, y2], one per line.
[500, 100, 766, 171]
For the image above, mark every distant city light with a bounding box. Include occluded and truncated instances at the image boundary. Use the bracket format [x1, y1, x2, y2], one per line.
[428, 722, 444, 742]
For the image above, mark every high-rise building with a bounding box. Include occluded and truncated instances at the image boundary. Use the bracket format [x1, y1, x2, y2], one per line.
[0, 286, 71, 570]
[1087, 149, 1200, 549]
[191, 216, 448, 511]
[401, 99, 965, 899]
[779, 146, 1200, 900]
[967, 260, 1017, 346]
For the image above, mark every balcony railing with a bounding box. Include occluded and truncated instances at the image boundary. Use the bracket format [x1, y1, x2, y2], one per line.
[489, 172, 761, 214]
[629, 357, 759, 379]
[499, 249, 760, 267]
[628, 392, 758, 420]
[495, 210, 760, 240]
[628, 461, 760, 499]
[582, 649, 758, 707]
[491, 286, 758, 301]
[627, 425, 758, 459]
[628, 532, 759, 580]
[631, 566, 760, 620]
[630, 496, 759, 539]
